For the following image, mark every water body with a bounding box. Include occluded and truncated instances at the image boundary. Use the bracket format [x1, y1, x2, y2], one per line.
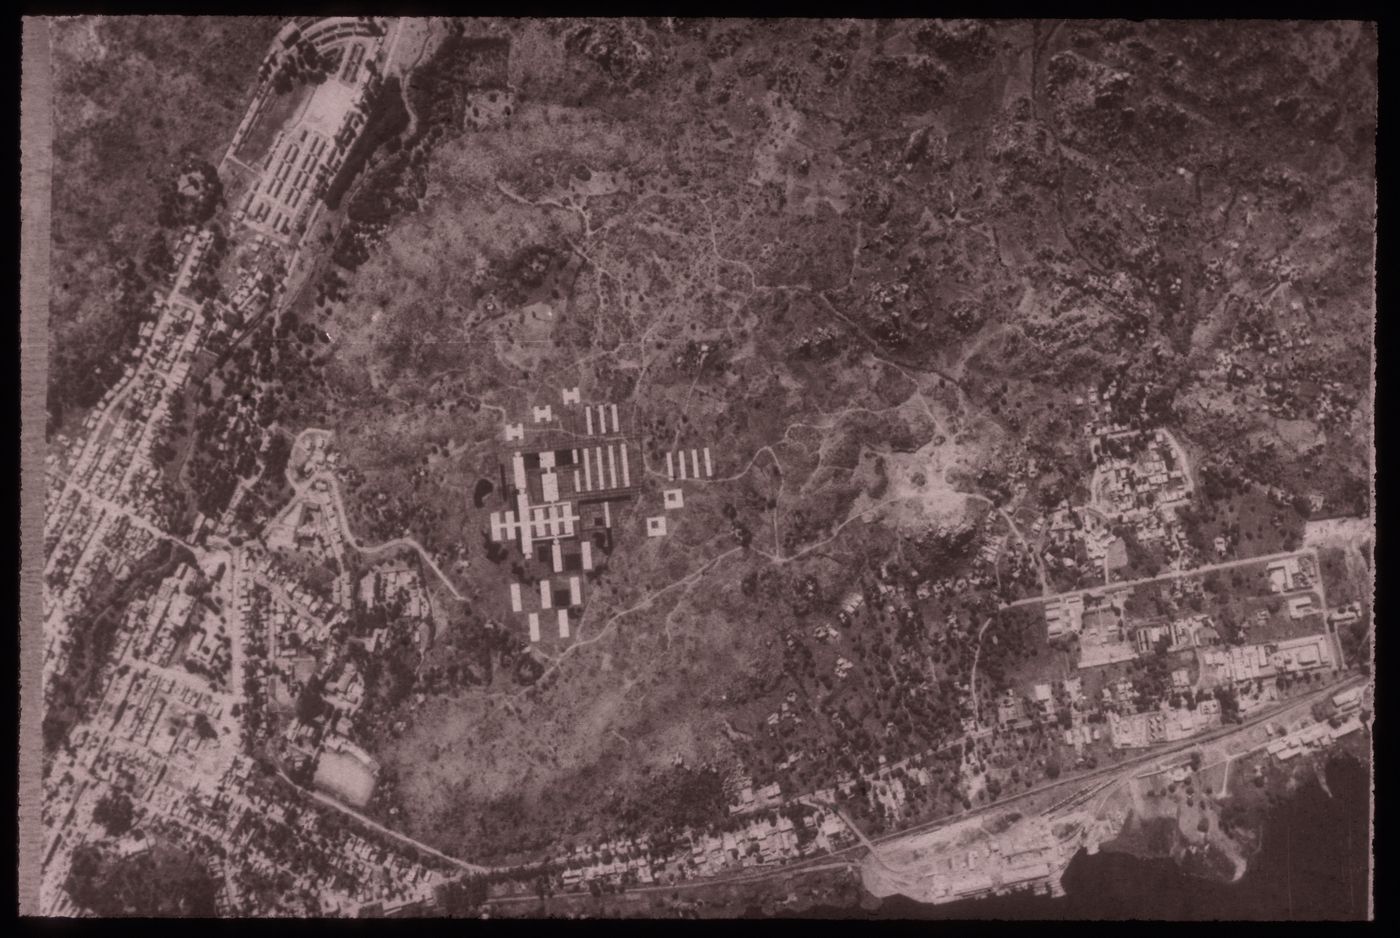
[777, 755, 1370, 921]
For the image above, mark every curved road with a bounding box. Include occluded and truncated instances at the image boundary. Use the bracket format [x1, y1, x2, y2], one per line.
[286, 427, 467, 602]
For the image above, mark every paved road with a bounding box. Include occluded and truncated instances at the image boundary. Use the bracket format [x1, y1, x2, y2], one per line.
[50, 474, 199, 555]
[480, 673, 1365, 908]
[276, 768, 492, 875]
[1002, 547, 1317, 609]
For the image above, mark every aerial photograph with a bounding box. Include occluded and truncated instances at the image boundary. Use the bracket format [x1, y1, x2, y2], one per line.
[19, 16, 1374, 919]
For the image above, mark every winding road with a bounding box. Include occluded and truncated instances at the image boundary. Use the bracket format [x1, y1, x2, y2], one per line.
[285, 428, 467, 603]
